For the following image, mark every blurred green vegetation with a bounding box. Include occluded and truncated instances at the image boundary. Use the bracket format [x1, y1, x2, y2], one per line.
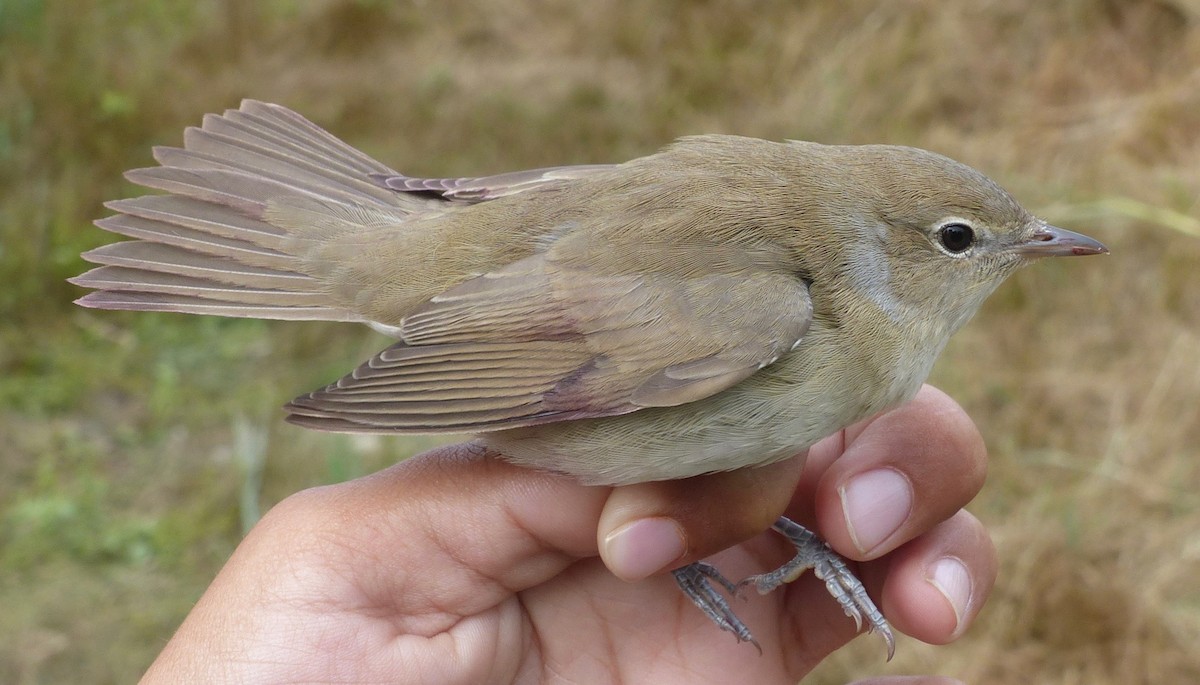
[2, 0, 1199, 682]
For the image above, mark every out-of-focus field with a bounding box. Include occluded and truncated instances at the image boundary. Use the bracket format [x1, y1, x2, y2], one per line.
[2, 1, 1198, 682]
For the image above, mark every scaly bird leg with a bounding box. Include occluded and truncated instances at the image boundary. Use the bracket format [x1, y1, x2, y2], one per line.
[672, 515, 895, 659]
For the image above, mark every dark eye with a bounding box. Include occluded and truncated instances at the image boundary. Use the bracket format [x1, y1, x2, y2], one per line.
[937, 223, 975, 254]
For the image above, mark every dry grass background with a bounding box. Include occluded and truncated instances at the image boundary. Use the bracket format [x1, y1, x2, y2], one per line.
[1, 0, 1198, 682]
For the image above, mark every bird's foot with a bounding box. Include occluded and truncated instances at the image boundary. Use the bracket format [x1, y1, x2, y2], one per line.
[672, 516, 894, 659]
[672, 561, 761, 652]
[737, 516, 894, 659]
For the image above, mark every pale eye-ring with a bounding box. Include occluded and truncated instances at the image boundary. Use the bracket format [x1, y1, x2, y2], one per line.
[937, 222, 975, 254]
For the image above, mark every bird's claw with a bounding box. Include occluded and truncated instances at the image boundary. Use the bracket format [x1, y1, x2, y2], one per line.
[672, 562, 761, 652]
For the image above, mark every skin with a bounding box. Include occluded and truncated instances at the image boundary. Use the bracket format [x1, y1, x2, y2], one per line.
[140, 386, 995, 684]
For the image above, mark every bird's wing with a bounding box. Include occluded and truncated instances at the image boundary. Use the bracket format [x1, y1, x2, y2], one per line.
[285, 242, 811, 433]
[370, 164, 618, 202]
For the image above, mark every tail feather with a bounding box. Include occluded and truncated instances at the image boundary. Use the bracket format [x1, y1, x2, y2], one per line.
[75, 290, 354, 320]
[78, 242, 312, 290]
[104, 196, 288, 248]
[92, 214, 294, 267]
[123, 166, 302, 217]
[200, 110, 385, 178]
[171, 126, 401, 206]
[229, 102, 393, 175]
[71, 265, 327, 306]
[73, 100, 419, 321]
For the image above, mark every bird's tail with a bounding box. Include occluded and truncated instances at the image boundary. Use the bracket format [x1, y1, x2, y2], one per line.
[70, 100, 420, 322]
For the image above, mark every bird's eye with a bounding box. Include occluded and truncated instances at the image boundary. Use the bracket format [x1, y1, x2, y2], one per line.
[937, 223, 975, 254]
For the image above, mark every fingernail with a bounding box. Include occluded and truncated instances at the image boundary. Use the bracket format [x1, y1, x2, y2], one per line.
[602, 517, 687, 581]
[839, 468, 913, 555]
[928, 556, 972, 636]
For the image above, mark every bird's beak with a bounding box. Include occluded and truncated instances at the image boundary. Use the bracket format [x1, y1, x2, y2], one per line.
[1014, 224, 1109, 258]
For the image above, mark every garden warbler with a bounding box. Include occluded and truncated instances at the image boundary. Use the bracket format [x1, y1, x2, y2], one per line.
[71, 100, 1107, 656]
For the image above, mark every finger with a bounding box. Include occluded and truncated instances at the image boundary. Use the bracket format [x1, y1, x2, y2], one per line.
[880, 510, 998, 643]
[811, 385, 988, 560]
[597, 452, 806, 580]
[777, 510, 995, 669]
[595, 384, 982, 580]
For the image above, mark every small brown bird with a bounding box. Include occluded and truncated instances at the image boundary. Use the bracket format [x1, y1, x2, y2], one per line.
[71, 100, 1107, 655]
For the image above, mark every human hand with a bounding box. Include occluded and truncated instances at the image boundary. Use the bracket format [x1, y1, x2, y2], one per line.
[141, 385, 994, 684]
